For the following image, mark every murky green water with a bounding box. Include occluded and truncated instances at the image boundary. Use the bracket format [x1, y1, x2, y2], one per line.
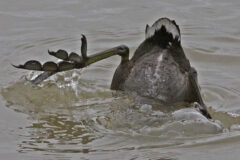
[1, 0, 240, 159]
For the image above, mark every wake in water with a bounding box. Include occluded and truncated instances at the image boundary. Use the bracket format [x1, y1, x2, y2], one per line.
[2, 68, 240, 157]
[1, 70, 224, 136]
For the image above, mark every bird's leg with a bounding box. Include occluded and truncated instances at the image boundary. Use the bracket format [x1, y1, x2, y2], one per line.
[47, 35, 87, 63]
[189, 67, 212, 119]
[13, 35, 129, 84]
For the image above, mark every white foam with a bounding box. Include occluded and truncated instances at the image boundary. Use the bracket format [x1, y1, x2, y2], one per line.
[145, 18, 180, 41]
[172, 108, 208, 121]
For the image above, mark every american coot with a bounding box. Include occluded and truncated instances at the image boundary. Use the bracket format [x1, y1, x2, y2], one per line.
[13, 17, 211, 119]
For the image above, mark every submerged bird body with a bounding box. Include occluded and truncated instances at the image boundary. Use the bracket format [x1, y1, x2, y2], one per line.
[111, 18, 196, 105]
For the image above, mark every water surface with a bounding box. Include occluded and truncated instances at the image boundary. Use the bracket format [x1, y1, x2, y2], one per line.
[1, 0, 240, 159]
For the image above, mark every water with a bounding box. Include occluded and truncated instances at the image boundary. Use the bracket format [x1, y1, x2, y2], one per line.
[1, 0, 240, 159]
